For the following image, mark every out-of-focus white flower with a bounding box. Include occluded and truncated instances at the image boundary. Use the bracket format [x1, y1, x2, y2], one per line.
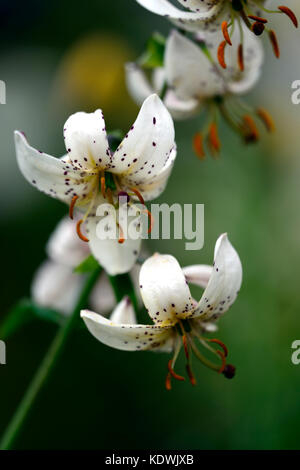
[32, 217, 142, 316]
[126, 27, 272, 156]
[81, 234, 242, 388]
[15, 94, 176, 275]
[135, 1, 298, 58]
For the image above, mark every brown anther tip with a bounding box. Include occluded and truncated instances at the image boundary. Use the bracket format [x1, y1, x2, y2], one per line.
[76, 219, 89, 242]
[256, 108, 275, 133]
[237, 44, 244, 71]
[208, 122, 221, 154]
[248, 15, 268, 24]
[221, 21, 232, 45]
[208, 338, 228, 357]
[269, 30, 280, 58]
[217, 40, 227, 69]
[222, 364, 236, 379]
[69, 195, 79, 220]
[167, 359, 185, 382]
[243, 115, 260, 143]
[193, 133, 205, 160]
[278, 6, 298, 28]
[165, 372, 172, 391]
[251, 21, 265, 36]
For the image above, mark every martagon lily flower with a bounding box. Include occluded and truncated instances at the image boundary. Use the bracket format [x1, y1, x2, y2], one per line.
[126, 27, 272, 157]
[135, 1, 298, 61]
[15, 94, 176, 275]
[81, 233, 242, 388]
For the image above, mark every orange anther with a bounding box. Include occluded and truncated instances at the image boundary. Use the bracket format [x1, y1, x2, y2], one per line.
[243, 115, 259, 142]
[248, 15, 268, 23]
[193, 133, 205, 160]
[165, 372, 172, 391]
[182, 335, 189, 360]
[256, 108, 275, 132]
[238, 44, 244, 71]
[209, 122, 221, 153]
[269, 30, 280, 58]
[76, 219, 89, 242]
[221, 21, 232, 45]
[217, 40, 227, 69]
[101, 175, 106, 198]
[69, 195, 78, 220]
[278, 6, 298, 28]
[186, 364, 197, 386]
[167, 360, 185, 382]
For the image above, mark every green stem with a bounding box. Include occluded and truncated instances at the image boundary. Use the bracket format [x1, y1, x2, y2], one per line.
[108, 273, 138, 313]
[0, 266, 102, 450]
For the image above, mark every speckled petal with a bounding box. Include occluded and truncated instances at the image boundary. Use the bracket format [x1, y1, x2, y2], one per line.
[176, 0, 220, 13]
[191, 234, 242, 321]
[109, 94, 175, 187]
[110, 296, 137, 324]
[64, 109, 111, 170]
[81, 309, 173, 351]
[15, 131, 97, 205]
[182, 264, 213, 289]
[139, 253, 194, 326]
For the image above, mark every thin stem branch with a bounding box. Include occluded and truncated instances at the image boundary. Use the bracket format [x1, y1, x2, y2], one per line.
[0, 266, 102, 450]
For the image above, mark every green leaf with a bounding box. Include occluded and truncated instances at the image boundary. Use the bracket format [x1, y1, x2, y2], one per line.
[139, 32, 166, 69]
[74, 254, 100, 274]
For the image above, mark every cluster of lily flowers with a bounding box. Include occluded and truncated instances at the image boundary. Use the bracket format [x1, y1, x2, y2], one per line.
[13, 0, 296, 389]
[128, 0, 298, 157]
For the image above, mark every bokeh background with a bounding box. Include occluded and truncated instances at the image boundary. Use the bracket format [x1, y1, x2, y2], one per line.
[0, 0, 300, 450]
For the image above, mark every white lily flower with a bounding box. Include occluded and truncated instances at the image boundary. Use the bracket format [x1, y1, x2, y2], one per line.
[15, 94, 176, 275]
[32, 217, 143, 316]
[135, 1, 298, 54]
[126, 27, 273, 156]
[81, 233, 242, 388]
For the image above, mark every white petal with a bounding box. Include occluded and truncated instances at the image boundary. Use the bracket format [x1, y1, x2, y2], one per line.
[64, 109, 111, 170]
[46, 217, 89, 267]
[81, 310, 173, 351]
[139, 253, 194, 325]
[110, 94, 175, 187]
[125, 63, 155, 105]
[120, 145, 176, 201]
[164, 90, 200, 120]
[165, 30, 225, 100]
[136, 0, 225, 33]
[182, 264, 213, 289]
[15, 131, 97, 205]
[32, 261, 82, 316]
[89, 271, 117, 315]
[176, 0, 217, 12]
[85, 197, 142, 275]
[110, 297, 137, 325]
[192, 234, 242, 321]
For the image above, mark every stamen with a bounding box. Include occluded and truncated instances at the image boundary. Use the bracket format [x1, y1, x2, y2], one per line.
[69, 195, 78, 220]
[182, 335, 189, 360]
[268, 30, 280, 58]
[251, 21, 265, 36]
[142, 209, 154, 234]
[278, 6, 298, 28]
[117, 222, 125, 244]
[216, 350, 226, 374]
[130, 187, 145, 205]
[243, 115, 259, 142]
[167, 359, 185, 382]
[101, 174, 106, 198]
[222, 364, 236, 379]
[165, 372, 172, 391]
[237, 44, 244, 71]
[221, 21, 232, 45]
[193, 132, 205, 160]
[186, 364, 196, 386]
[208, 123, 221, 154]
[207, 338, 228, 357]
[217, 40, 227, 69]
[76, 219, 89, 242]
[256, 108, 275, 132]
[248, 15, 268, 23]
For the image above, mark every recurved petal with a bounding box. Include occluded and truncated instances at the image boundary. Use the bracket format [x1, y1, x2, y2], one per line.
[182, 264, 213, 289]
[139, 253, 194, 325]
[110, 296, 137, 324]
[125, 63, 155, 105]
[64, 109, 111, 170]
[164, 90, 200, 120]
[165, 30, 225, 100]
[191, 234, 242, 321]
[15, 131, 97, 205]
[81, 309, 173, 351]
[109, 94, 175, 186]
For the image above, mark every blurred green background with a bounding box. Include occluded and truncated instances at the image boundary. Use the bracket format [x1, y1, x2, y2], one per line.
[0, 0, 300, 450]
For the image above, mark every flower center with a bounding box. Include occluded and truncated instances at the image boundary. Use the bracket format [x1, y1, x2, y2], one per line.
[165, 318, 236, 390]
